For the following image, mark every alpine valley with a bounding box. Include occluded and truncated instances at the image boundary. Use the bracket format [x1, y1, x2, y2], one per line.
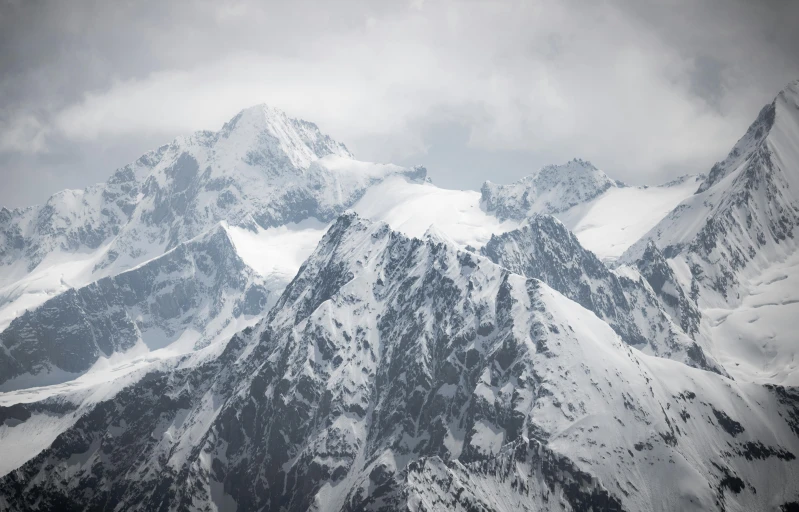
[1, 82, 798, 511]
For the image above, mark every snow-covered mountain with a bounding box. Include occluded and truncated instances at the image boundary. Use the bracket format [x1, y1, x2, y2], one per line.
[481, 158, 621, 219]
[2, 214, 797, 511]
[1, 80, 799, 511]
[481, 215, 719, 372]
[0, 105, 423, 334]
[481, 159, 702, 262]
[635, 241, 702, 339]
[622, 80, 799, 386]
[0, 224, 270, 390]
[623, 81, 799, 307]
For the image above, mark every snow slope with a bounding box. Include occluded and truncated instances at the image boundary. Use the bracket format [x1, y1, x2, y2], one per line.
[2, 214, 797, 511]
[0, 105, 423, 336]
[481, 215, 719, 371]
[352, 170, 699, 263]
[705, 249, 799, 386]
[622, 80, 799, 307]
[621, 80, 799, 387]
[353, 177, 519, 249]
[1, 87, 798, 511]
[0, 329, 234, 478]
[0, 223, 269, 389]
[556, 174, 703, 262]
[480, 160, 700, 262]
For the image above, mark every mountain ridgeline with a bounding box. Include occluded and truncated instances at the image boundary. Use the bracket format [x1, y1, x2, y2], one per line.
[1, 81, 799, 511]
[1, 214, 798, 511]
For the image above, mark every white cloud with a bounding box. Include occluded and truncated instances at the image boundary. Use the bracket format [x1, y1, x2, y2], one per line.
[6, 0, 773, 183]
[0, 112, 50, 154]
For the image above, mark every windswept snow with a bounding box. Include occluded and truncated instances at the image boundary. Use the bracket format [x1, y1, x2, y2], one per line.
[353, 173, 699, 262]
[706, 249, 799, 386]
[1, 88, 798, 511]
[556, 175, 702, 262]
[353, 177, 519, 248]
[224, 219, 328, 283]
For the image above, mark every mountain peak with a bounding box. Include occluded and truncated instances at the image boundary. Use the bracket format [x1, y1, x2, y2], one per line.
[481, 214, 718, 370]
[777, 78, 799, 102]
[481, 158, 617, 220]
[622, 79, 799, 309]
[542, 157, 598, 173]
[697, 79, 799, 194]
[217, 104, 353, 169]
[696, 101, 775, 193]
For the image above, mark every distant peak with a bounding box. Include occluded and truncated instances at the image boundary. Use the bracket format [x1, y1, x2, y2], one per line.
[408, 165, 429, 183]
[658, 174, 699, 188]
[217, 103, 352, 168]
[538, 158, 605, 177]
[546, 158, 598, 171]
[481, 159, 617, 220]
[778, 78, 799, 100]
[220, 103, 293, 135]
[232, 102, 288, 117]
[694, 79, 799, 194]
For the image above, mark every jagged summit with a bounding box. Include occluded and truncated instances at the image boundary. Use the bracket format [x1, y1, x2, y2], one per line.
[480, 214, 719, 371]
[697, 79, 798, 194]
[481, 158, 618, 220]
[0, 102, 417, 278]
[622, 79, 799, 307]
[217, 103, 353, 169]
[3, 211, 797, 511]
[0, 104, 423, 351]
[2, 80, 799, 511]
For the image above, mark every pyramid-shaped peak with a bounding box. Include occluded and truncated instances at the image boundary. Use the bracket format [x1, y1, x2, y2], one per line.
[218, 103, 353, 168]
[696, 79, 799, 194]
[777, 78, 799, 101]
[535, 158, 610, 182]
[543, 158, 599, 172]
[481, 158, 617, 220]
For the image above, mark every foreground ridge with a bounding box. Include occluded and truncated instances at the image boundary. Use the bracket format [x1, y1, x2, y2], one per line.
[2, 213, 797, 511]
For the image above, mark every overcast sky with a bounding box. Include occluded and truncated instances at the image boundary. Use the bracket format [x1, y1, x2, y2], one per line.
[1, 0, 798, 208]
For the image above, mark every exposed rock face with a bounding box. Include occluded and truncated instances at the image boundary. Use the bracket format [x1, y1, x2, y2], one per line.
[697, 101, 776, 194]
[0, 170, 141, 274]
[0, 104, 422, 315]
[0, 104, 426, 393]
[2, 214, 797, 511]
[3, 81, 799, 511]
[481, 158, 619, 220]
[635, 241, 701, 338]
[0, 225, 270, 388]
[623, 80, 799, 308]
[480, 215, 716, 371]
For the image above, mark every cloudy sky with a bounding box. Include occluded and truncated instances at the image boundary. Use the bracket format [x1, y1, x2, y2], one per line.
[1, 0, 798, 208]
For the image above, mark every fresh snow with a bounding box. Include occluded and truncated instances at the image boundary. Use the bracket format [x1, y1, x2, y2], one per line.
[556, 175, 702, 262]
[618, 80, 799, 387]
[705, 249, 799, 386]
[224, 218, 328, 284]
[353, 177, 519, 248]
[1, 88, 798, 511]
[352, 173, 699, 262]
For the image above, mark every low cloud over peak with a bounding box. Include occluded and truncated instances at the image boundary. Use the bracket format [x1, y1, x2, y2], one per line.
[1, 0, 798, 207]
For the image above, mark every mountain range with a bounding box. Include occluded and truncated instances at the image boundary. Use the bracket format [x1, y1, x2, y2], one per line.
[0, 81, 798, 511]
